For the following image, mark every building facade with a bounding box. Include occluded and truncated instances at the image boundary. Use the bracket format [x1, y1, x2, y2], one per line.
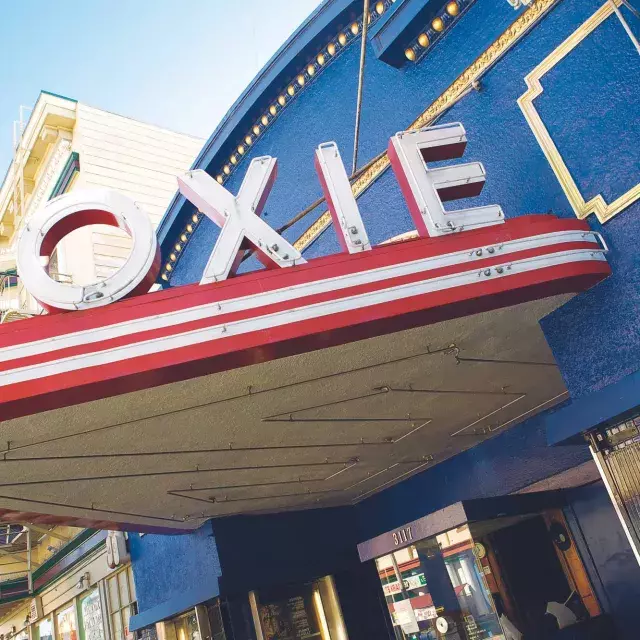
[127, 0, 640, 638]
[0, 91, 203, 321]
[0, 530, 137, 640]
[0, 0, 638, 639]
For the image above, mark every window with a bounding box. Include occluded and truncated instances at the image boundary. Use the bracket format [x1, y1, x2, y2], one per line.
[79, 588, 106, 640]
[56, 605, 78, 640]
[106, 567, 137, 640]
[35, 618, 54, 640]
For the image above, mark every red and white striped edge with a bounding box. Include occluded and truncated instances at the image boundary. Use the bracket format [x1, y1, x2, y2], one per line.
[0, 215, 610, 422]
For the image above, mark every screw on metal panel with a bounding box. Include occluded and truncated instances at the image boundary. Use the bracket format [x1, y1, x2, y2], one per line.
[487, 246, 495, 254]
[484, 269, 491, 276]
[475, 249, 483, 257]
[496, 266, 504, 274]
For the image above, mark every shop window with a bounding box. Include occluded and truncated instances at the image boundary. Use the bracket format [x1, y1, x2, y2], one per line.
[34, 617, 54, 640]
[376, 525, 504, 639]
[56, 605, 79, 640]
[249, 575, 347, 640]
[107, 567, 137, 640]
[78, 588, 106, 640]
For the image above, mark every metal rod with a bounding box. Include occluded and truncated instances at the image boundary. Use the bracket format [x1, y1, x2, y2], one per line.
[26, 527, 32, 594]
[589, 433, 640, 565]
[0, 460, 354, 489]
[1, 347, 455, 456]
[455, 356, 558, 367]
[620, 0, 640, 19]
[610, 0, 640, 54]
[23, 524, 70, 541]
[2, 440, 391, 463]
[352, 0, 371, 174]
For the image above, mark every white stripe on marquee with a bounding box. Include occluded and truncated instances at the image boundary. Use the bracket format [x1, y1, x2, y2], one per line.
[0, 230, 601, 365]
[0, 248, 606, 388]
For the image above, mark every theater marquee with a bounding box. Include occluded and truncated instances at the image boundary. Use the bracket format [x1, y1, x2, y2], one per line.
[1, 123, 610, 421]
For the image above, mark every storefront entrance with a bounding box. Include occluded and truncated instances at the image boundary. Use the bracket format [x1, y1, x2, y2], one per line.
[358, 494, 615, 639]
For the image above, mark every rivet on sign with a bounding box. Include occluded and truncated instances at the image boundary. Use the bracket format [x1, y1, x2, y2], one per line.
[475, 249, 482, 256]
[487, 246, 495, 254]
[496, 266, 504, 274]
[484, 269, 491, 276]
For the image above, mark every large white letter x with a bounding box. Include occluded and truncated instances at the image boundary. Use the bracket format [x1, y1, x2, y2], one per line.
[178, 156, 306, 283]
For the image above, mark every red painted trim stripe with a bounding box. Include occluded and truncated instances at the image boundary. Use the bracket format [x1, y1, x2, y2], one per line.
[0, 240, 598, 373]
[0, 215, 594, 346]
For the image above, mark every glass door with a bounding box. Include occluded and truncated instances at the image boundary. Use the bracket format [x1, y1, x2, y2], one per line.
[375, 525, 505, 640]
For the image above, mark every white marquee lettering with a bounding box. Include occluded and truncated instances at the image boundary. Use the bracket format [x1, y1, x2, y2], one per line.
[314, 142, 371, 254]
[177, 157, 305, 284]
[388, 122, 504, 237]
[16, 123, 509, 310]
[16, 189, 159, 312]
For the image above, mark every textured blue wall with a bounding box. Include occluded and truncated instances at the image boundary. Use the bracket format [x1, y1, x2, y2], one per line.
[170, 0, 640, 401]
[129, 522, 222, 629]
[567, 482, 640, 640]
[212, 506, 389, 640]
[136, 0, 640, 633]
[354, 411, 591, 539]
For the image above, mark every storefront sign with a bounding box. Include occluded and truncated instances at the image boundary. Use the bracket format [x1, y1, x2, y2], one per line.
[394, 600, 419, 634]
[414, 606, 437, 621]
[403, 573, 427, 590]
[382, 573, 427, 595]
[383, 581, 402, 596]
[29, 597, 42, 622]
[1, 123, 610, 421]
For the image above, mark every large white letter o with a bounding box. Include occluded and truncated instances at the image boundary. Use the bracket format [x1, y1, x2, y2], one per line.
[17, 189, 160, 312]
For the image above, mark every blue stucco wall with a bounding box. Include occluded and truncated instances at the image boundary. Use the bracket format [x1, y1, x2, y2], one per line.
[354, 410, 591, 539]
[133, 0, 640, 634]
[212, 506, 389, 640]
[169, 0, 640, 403]
[566, 482, 640, 640]
[129, 522, 222, 630]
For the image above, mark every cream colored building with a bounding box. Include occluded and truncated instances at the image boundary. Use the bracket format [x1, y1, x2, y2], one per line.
[0, 531, 137, 640]
[0, 90, 203, 321]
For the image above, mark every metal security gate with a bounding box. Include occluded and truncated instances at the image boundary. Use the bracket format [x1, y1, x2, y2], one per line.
[589, 416, 640, 566]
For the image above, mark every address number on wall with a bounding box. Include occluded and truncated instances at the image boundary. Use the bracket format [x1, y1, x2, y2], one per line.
[392, 526, 413, 546]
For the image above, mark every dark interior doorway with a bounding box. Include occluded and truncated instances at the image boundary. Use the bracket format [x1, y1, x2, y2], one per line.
[489, 516, 572, 636]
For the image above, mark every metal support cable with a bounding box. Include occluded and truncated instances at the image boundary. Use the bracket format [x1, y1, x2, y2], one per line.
[352, 0, 371, 174]
[610, 0, 640, 54]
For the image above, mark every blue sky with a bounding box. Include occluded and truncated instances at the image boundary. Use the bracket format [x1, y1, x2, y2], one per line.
[0, 0, 321, 173]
